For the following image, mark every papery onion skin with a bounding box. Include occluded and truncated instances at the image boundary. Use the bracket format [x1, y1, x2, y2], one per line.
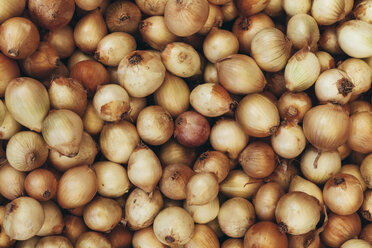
[253, 182, 284, 221]
[235, 0, 270, 16]
[0, 162, 25, 200]
[361, 154, 372, 188]
[36, 201, 64, 236]
[186, 172, 219, 206]
[244, 221, 288, 248]
[184, 224, 220, 248]
[105, 0, 142, 33]
[348, 111, 372, 154]
[76, 231, 111, 248]
[0, 53, 20, 97]
[278, 91, 311, 122]
[193, 150, 230, 183]
[184, 196, 220, 224]
[0, 0, 26, 24]
[360, 223, 372, 245]
[132, 227, 167, 248]
[24, 169, 57, 201]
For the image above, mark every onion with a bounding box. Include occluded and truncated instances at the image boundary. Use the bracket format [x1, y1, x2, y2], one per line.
[70, 60, 109, 95]
[3, 197, 44, 240]
[139, 16, 178, 51]
[123, 97, 147, 123]
[361, 223, 372, 245]
[347, 111, 372, 154]
[283, 0, 311, 16]
[105, 0, 141, 33]
[288, 230, 321, 248]
[5, 77, 49, 132]
[232, 14, 274, 54]
[190, 83, 233, 117]
[132, 227, 167, 248]
[6, 131, 48, 171]
[198, 4, 223, 35]
[193, 151, 230, 183]
[76, 0, 104, 11]
[361, 154, 372, 188]
[341, 164, 367, 191]
[57, 165, 97, 209]
[24, 169, 57, 201]
[0, 0, 26, 24]
[100, 120, 139, 164]
[125, 188, 163, 230]
[28, 0, 75, 30]
[341, 239, 372, 248]
[15, 237, 40, 248]
[184, 224, 219, 248]
[278, 91, 312, 122]
[159, 163, 195, 200]
[83, 103, 104, 136]
[235, 0, 269, 16]
[154, 72, 190, 117]
[321, 212, 361, 247]
[354, 0, 372, 24]
[83, 196, 122, 232]
[218, 197, 255, 238]
[63, 215, 87, 245]
[222, 238, 244, 248]
[74, 10, 107, 53]
[0, 225, 14, 247]
[250, 27, 292, 72]
[186, 172, 219, 206]
[164, 0, 209, 37]
[350, 101, 372, 114]
[0, 162, 25, 200]
[300, 147, 341, 184]
[153, 207, 195, 246]
[216, 54, 266, 95]
[204, 63, 218, 84]
[35, 236, 73, 248]
[220, 170, 263, 198]
[289, 175, 323, 205]
[271, 122, 306, 159]
[361, 190, 372, 221]
[303, 103, 350, 151]
[67, 50, 93, 70]
[265, 159, 299, 191]
[239, 142, 276, 178]
[319, 27, 343, 55]
[108, 224, 132, 248]
[37, 201, 64, 236]
[184, 197, 219, 224]
[316, 51, 335, 73]
[93, 161, 130, 198]
[253, 182, 284, 221]
[95, 32, 136, 67]
[0, 53, 20, 97]
[311, 0, 345, 25]
[221, 1, 238, 21]
[135, 0, 167, 15]
[275, 192, 321, 235]
[159, 139, 196, 167]
[128, 146, 162, 193]
[0, 17, 40, 59]
[76, 232, 111, 248]
[118, 50, 165, 98]
[49, 77, 87, 117]
[244, 221, 288, 248]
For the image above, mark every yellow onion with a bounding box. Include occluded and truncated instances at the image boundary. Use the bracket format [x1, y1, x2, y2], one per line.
[73, 10, 107, 53]
[244, 221, 288, 248]
[275, 192, 321, 235]
[159, 139, 196, 167]
[0, 53, 20, 97]
[5, 77, 49, 132]
[198, 4, 223, 35]
[105, 0, 141, 33]
[264, 0, 283, 16]
[76, 0, 104, 11]
[303, 103, 350, 151]
[0, 17, 40, 59]
[123, 97, 147, 123]
[354, 0, 372, 24]
[132, 227, 167, 248]
[118, 50, 165, 98]
[311, 0, 345, 25]
[289, 175, 323, 205]
[37, 201, 64, 236]
[341, 164, 367, 191]
[222, 238, 244, 248]
[251, 27, 292, 72]
[265, 159, 299, 191]
[76, 232, 111, 248]
[278, 91, 312, 122]
[319, 27, 343, 55]
[184, 197, 219, 224]
[288, 230, 321, 248]
[35, 236, 73, 248]
[135, 0, 167, 15]
[361, 154, 372, 188]
[186, 172, 219, 206]
[125, 188, 163, 230]
[184, 224, 219, 248]
[253, 182, 284, 221]
[108, 224, 132, 248]
[16, 237, 40, 247]
[266, 71, 286, 97]
[236, 93, 280, 137]
[0, 0, 26, 24]
[341, 239, 372, 248]
[360, 223, 372, 244]
[316, 51, 335, 73]
[282, 0, 311, 17]
[300, 146, 341, 184]
[337, 20, 372, 58]
[0, 162, 25, 200]
[63, 215, 88, 245]
[164, 0, 209, 37]
[48, 77, 87, 117]
[218, 197, 255, 238]
[287, 14, 319, 52]
[192, 149, 230, 182]
[82, 103, 104, 136]
[361, 190, 372, 221]
[128, 146, 162, 193]
[235, 0, 270, 16]
[221, 1, 238, 21]
[57, 165, 97, 209]
[100, 120, 140, 164]
[42, 109, 83, 157]
[204, 63, 218, 85]
[67, 50, 93, 70]
[216, 54, 266, 95]
[220, 170, 263, 198]
[348, 112, 372, 154]
[24, 169, 57, 202]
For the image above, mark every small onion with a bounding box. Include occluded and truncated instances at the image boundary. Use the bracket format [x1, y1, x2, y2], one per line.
[361, 190, 372, 221]
[105, 0, 141, 33]
[348, 112, 372, 154]
[221, 1, 238, 21]
[303, 103, 350, 151]
[93, 161, 130, 198]
[135, 0, 167, 15]
[3, 197, 44, 240]
[278, 91, 311, 122]
[204, 63, 218, 84]
[108, 224, 132, 248]
[266, 71, 286, 97]
[83, 103, 104, 136]
[0, 53, 20, 97]
[341, 239, 372, 248]
[319, 27, 343, 55]
[118, 50, 165, 98]
[186, 172, 219, 206]
[300, 147, 341, 184]
[67, 50, 93, 70]
[184, 224, 219, 248]
[63, 215, 88, 245]
[341, 164, 367, 191]
[132, 227, 167, 248]
[24, 169, 57, 201]
[57, 165, 97, 209]
[222, 238, 244, 248]
[288, 230, 321, 248]
[265, 159, 299, 191]
[76, 232, 111, 248]
[153, 207, 195, 246]
[198, 4, 223, 35]
[159, 139, 196, 167]
[275, 192, 321, 235]
[361, 154, 372, 188]
[218, 197, 255, 238]
[321, 212, 361, 248]
[125, 188, 163, 230]
[37, 201, 64, 236]
[316, 51, 336, 73]
[244, 221, 288, 248]
[100, 120, 140, 164]
[0, 162, 25, 200]
[282, 0, 311, 17]
[289, 175, 323, 206]
[253, 182, 284, 221]
[235, 0, 269, 16]
[0, 17, 40, 59]
[15, 237, 40, 248]
[6, 131, 48, 171]
[164, 0, 209, 37]
[287, 14, 319, 51]
[311, 0, 345, 25]
[184, 197, 219, 224]
[83, 196, 122, 232]
[220, 170, 263, 198]
[35, 236, 72, 248]
[128, 146, 162, 193]
[354, 0, 372, 24]
[76, 0, 104, 11]
[0, 0, 26, 24]
[193, 150, 230, 183]
[124, 97, 147, 123]
[5, 77, 49, 132]
[236, 93, 280, 137]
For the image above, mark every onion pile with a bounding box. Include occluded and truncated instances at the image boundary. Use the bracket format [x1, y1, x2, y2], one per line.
[0, 0, 372, 247]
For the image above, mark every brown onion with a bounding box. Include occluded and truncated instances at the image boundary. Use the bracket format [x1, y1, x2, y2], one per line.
[35, 236, 72, 248]
[348, 111, 372, 154]
[108, 224, 132, 248]
[184, 224, 219, 248]
[124, 97, 147, 123]
[135, 0, 167, 15]
[278, 91, 312, 122]
[105, 0, 141, 33]
[0, 17, 40, 59]
[316, 51, 335, 73]
[319, 27, 343, 55]
[265, 159, 299, 191]
[289, 175, 323, 205]
[220, 170, 263, 198]
[253, 182, 284, 221]
[76, 0, 104, 11]
[198, 4, 223, 35]
[63, 215, 88, 245]
[244, 221, 288, 248]
[235, 0, 270, 16]
[83, 103, 104, 136]
[37, 201, 64, 236]
[222, 238, 244, 248]
[361, 190, 372, 221]
[132, 227, 167, 248]
[67, 50, 93, 70]
[76, 232, 111, 248]
[28, 0, 75, 30]
[288, 230, 321, 248]
[57, 165, 97, 209]
[125, 188, 163, 230]
[159, 163, 195, 200]
[15, 237, 40, 247]
[0, 53, 20, 96]
[184, 197, 219, 224]
[24, 169, 57, 201]
[159, 139, 196, 167]
[186, 172, 219, 206]
[193, 151, 230, 183]
[0, 162, 25, 200]
[349, 100, 372, 114]
[341, 164, 367, 191]
[0, 0, 26, 24]
[360, 223, 372, 245]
